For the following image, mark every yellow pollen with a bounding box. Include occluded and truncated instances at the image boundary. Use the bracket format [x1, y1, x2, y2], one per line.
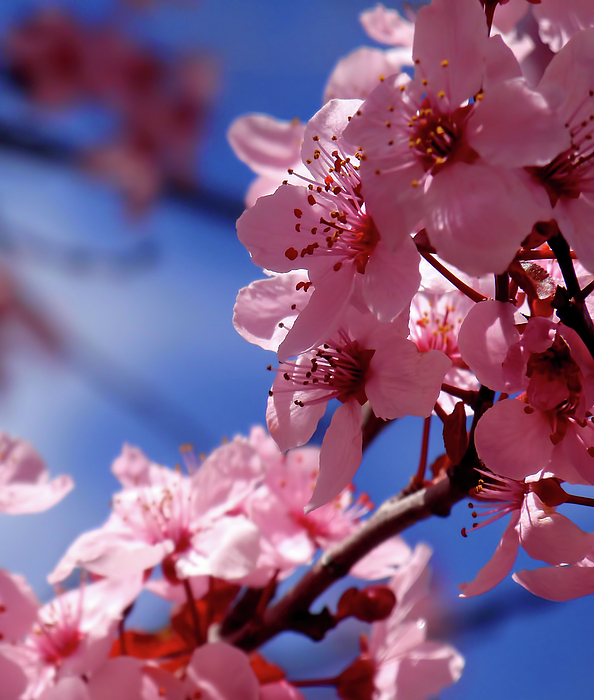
[411, 180, 419, 187]
[379, 74, 385, 81]
[435, 157, 446, 164]
[441, 59, 449, 67]
[476, 92, 484, 101]
[438, 91, 446, 98]
[422, 79, 428, 85]
[399, 84, 406, 92]
[435, 126, 445, 134]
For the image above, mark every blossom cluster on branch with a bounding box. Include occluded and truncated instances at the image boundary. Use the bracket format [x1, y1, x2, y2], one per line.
[232, 0, 594, 603]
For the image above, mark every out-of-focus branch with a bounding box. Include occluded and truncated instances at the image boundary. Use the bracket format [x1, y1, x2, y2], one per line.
[0, 120, 245, 224]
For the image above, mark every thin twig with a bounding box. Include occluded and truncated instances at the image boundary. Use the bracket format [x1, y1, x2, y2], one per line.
[418, 250, 487, 303]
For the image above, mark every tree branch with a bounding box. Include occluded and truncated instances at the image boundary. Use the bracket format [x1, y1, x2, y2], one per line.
[225, 475, 468, 651]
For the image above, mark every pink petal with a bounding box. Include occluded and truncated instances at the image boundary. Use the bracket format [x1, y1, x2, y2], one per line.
[425, 163, 549, 276]
[534, 0, 594, 53]
[41, 678, 91, 700]
[360, 235, 420, 323]
[482, 34, 523, 87]
[323, 46, 412, 103]
[193, 438, 264, 519]
[0, 569, 38, 642]
[277, 265, 354, 361]
[233, 274, 302, 352]
[227, 114, 304, 179]
[87, 657, 143, 700]
[111, 444, 152, 488]
[457, 301, 522, 392]
[513, 562, 594, 601]
[236, 184, 329, 274]
[475, 400, 553, 480]
[359, 5, 415, 46]
[413, 0, 489, 107]
[458, 511, 520, 597]
[394, 641, 465, 700]
[0, 648, 29, 700]
[266, 366, 327, 453]
[178, 516, 260, 580]
[520, 492, 594, 565]
[0, 474, 73, 514]
[185, 643, 259, 700]
[556, 197, 594, 274]
[351, 535, 412, 580]
[306, 400, 362, 513]
[366, 338, 450, 420]
[468, 78, 569, 167]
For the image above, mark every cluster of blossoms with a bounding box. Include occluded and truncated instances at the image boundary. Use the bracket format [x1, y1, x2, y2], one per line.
[0, 430, 462, 699]
[231, 0, 594, 603]
[4, 8, 217, 211]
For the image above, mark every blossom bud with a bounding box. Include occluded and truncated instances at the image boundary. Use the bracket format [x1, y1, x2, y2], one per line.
[335, 655, 376, 700]
[336, 585, 396, 623]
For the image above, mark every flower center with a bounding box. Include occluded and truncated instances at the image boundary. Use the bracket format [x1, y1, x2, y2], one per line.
[275, 330, 375, 407]
[286, 139, 380, 274]
[407, 101, 477, 175]
[528, 90, 594, 205]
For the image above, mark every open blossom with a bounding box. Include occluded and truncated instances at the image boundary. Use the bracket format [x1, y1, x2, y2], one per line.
[344, 0, 568, 276]
[409, 289, 478, 412]
[459, 301, 594, 483]
[267, 307, 450, 510]
[237, 98, 421, 361]
[0, 434, 73, 515]
[336, 544, 464, 700]
[525, 29, 594, 272]
[0, 573, 142, 699]
[244, 426, 411, 583]
[48, 438, 264, 584]
[459, 473, 594, 597]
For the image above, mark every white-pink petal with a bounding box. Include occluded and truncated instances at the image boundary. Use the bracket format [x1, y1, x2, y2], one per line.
[459, 512, 521, 597]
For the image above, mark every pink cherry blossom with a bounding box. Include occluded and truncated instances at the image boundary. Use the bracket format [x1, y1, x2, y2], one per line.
[48, 438, 264, 584]
[0, 575, 142, 699]
[513, 551, 594, 601]
[354, 544, 464, 700]
[344, 0, 568, 276]
[459, 473, 594, 597]
[526, 29, 594, 272]
[237, 98, 421, 361]
[0, 434, 73, 514]
[408, 289, 478, 412]
[244, 426, 411, 582]
[459, 301, 594, 482]
[266, 307, 450, 509]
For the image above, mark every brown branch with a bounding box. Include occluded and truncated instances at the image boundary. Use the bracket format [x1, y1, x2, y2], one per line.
[418, 250, 487, 303]
[225, 475, 469, 651]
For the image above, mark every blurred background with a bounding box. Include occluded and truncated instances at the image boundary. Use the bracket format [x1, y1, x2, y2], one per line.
[0, 1, 591, 697]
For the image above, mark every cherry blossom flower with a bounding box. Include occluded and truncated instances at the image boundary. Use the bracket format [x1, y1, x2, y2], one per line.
[408, 289, 478, 412]
[344, 0, 568, 276]
[244, 426, 411, 583]
[0, 434, 73, 515]
[459, 301, 594, 483]
[267, 307, 450, 510]
[513, 549, 594, 601]
[526, 28, 594, 272]
[494, 0, 594, 53]
[335, 544, 464, 700]
[459, 472, 594, 597]
[237, 98, 421, 360]
[48, 438, 264, 584]
[0, 575, 142, 699]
